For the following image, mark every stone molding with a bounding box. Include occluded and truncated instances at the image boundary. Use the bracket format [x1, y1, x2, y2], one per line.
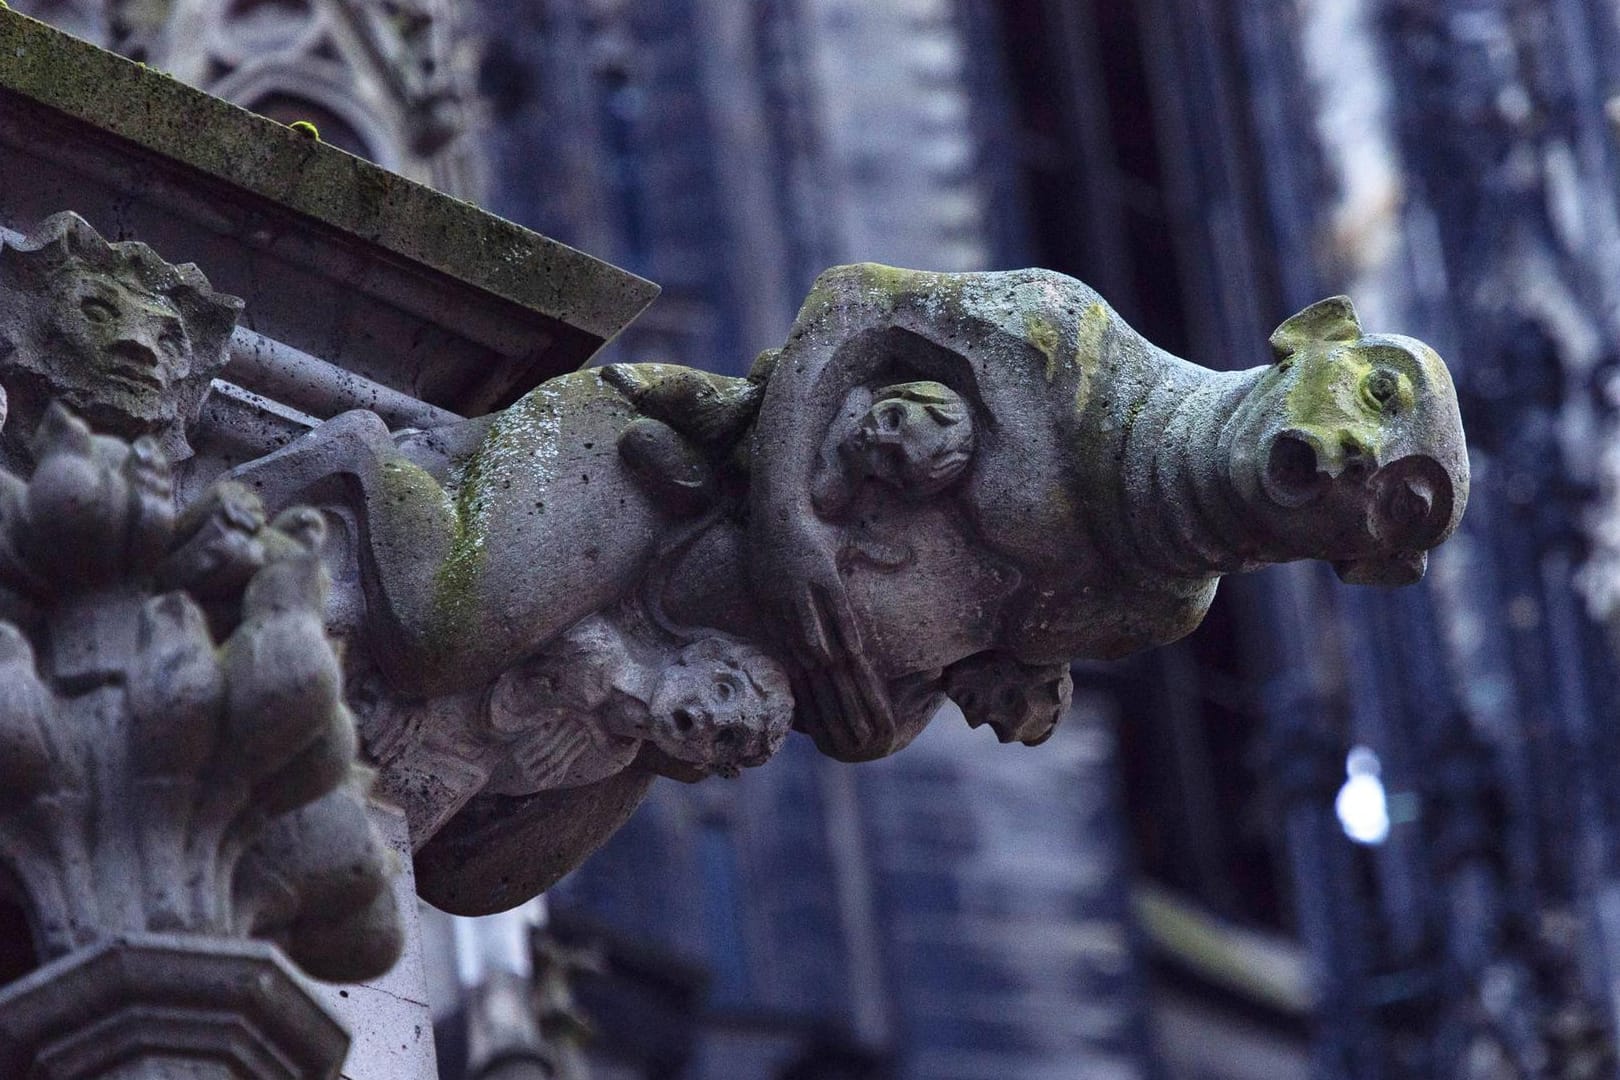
[0, 933, 350, 1080]
[0, 6, 659, 423]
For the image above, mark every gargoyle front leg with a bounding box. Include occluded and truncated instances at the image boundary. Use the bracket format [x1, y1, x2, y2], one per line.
[232, 375, 692, 699]
[226, 409, 466, 691]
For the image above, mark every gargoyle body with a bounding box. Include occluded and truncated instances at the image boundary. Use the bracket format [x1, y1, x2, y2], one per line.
[231, 264, 1468, 915]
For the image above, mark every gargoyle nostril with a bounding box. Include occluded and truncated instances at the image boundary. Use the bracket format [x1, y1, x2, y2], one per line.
[1372, 457, 1453, 548]
[1263, 431, 1328, 507]
[672, 708, 696, 733]
[1341, 441, 1374, 475]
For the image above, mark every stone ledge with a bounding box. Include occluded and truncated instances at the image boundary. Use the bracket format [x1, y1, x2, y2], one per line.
[0, 7, 657, 345]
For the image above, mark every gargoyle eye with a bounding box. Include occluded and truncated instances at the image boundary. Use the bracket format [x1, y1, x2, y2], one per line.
[80, 296, 119, 323]
[714, 677, 737, 702]
[1364, 370, 1399, 409]
[877, 404, 903, 432]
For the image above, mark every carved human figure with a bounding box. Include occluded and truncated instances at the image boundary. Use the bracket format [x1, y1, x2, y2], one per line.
[812, 380, 975, 516]
[482, 612, 794, 794]
[230, 263, 1468, 914]
[0, 211, 242, 464]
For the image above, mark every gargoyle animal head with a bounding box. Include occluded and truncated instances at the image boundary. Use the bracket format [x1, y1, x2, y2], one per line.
[1228, 296, 1469, 585]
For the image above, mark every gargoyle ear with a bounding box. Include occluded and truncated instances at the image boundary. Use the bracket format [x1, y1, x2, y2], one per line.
[1269, 296, 1362, 363]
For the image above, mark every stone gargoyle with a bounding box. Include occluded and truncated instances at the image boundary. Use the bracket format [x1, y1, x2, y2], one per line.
[231, 263, 1469, 914]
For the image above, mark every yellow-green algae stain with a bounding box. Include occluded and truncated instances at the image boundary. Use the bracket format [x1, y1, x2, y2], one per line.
[422, 378, 591, 651]
[793, 263, 970, 332]
[1070, 301, 1109, 412]
[372, 458, 470, 658]
[1024, 311, 1062, 382]
[1283, 345, 1386, 464]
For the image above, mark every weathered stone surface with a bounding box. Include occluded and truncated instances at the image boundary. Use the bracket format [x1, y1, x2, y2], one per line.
[0, 403, 402, 1075]
[311, 803, 440, 1080]
[0, 6, 657, 424]
[0, 406, 393, 964]
[0, 934, 350, 1080]
[229, 262, 1468, 915]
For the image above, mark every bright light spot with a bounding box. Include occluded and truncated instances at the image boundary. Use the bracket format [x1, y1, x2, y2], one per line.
[1336, 745, 1390, 845]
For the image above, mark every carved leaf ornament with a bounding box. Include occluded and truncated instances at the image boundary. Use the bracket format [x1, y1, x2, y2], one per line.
[0, 405, 399, 983]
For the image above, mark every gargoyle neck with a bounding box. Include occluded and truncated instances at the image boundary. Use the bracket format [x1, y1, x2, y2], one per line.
[1125, 364, 1276, 579]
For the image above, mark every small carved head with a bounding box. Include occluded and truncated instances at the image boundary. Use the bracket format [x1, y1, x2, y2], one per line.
[645, 637, 794, 775]
[1231, 296, 1469, 584]
[0, 212, 243, 461]
[945, 654, 1074, 747]
[843, 380, 975, 497]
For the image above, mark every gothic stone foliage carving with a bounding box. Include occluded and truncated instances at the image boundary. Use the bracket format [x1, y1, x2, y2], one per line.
[0, 211, 241, 467]
[232, 263, 1470, 914]
[0, 405, 401, 985]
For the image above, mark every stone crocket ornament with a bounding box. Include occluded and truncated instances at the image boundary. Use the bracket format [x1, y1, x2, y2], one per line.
[230, 263, 1468, 915]
[0, 406, 401, 1077]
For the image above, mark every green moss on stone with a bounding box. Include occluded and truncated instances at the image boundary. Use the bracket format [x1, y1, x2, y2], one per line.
[859, 263, 930, 298]
[421, 381, 593, 654]
[370, 459, 471, 657]
[432, 457, 490, 657]
[1284, 345, 1383, 458]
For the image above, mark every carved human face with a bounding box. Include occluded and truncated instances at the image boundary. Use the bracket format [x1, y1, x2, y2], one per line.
[843, 387, 973, 496]
[1231, 314, 1468, 584]
[31, 269, 199, 429]
[0, 213, 241, 462]
[646, 641, 791, 774]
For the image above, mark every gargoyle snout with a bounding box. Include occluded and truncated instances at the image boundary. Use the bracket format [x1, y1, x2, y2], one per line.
[1368, 455, 1455, 551]
[1261, 428, 1375, 506]
[651, 707, 780, 774]
[1330, 455, 1459, 586]
[710, 718, 778, 770]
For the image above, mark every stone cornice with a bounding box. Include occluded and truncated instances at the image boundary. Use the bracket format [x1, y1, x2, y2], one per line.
[0, 6, 658, 412]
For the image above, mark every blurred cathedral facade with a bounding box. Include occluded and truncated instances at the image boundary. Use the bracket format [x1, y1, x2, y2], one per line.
[19, 2, 1620, 1079]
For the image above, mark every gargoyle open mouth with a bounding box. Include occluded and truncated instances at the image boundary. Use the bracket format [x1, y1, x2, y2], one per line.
[1368, 454, 1454, 552]
[106, 342, 165, 387]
